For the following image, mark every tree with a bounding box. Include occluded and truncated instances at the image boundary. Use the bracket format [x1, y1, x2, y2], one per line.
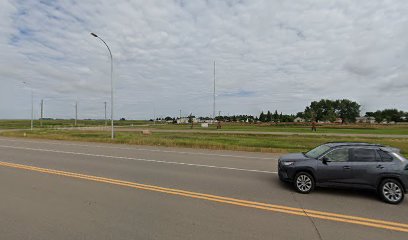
[273, 110, 279, 123]
[266, 111, 272, 122]
[334, 99, 360, 123]
[188, 114, 195, 123]
[365, 111, 382, 123]
[280, 114, 295, 122]
[382, 109, 403, 122]
[188, 113, 195, 128]
[303, 99, 360, 123]
[259, 111, 266, 122]
[303, 107, 313, 121]
[296, 112, 304, 118]
[366, 109, 404, 123]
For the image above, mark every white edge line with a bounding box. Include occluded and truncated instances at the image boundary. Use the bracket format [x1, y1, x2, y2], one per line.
[0, 138, 277, 160]
[0, 145, 278, 174]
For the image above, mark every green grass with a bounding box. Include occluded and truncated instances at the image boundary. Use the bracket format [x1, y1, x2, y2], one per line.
[3, 120, 408, 135]
[2, 129, 408, 157]
[143, 122, 408, 135]
[0, 119, 149, 129]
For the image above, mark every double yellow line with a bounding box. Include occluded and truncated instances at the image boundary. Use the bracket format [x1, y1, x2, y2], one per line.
[1, 161, 408, 233]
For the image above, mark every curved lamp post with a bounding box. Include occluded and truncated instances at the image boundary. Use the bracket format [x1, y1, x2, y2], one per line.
[22, 81, 34, 131]
[90, 32, 114, 139]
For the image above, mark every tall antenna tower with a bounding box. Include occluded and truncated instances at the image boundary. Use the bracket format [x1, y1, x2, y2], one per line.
[40, 99, 44, 127]
[75, 101, 78, 126]
[213, 61, 216, 120]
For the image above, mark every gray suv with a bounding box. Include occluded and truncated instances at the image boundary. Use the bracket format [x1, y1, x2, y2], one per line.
[278, 142, 408, 204]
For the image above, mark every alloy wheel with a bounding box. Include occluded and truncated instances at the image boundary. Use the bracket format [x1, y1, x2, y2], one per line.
[296, 174, 312, 192]
[382, 182, 403, 203]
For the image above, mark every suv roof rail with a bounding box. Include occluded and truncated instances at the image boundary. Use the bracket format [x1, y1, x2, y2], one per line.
[325, 142, 384, 147]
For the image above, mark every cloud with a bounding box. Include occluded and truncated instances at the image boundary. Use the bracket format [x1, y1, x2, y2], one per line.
[1, 0, 408, 119]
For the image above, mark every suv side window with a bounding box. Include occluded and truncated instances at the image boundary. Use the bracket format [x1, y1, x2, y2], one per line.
[377, 150, 394, 162]
[324, 148, 349, 162]
[351, 148, 378, 162]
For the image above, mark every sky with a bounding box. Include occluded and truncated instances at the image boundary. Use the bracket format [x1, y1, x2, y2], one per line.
[1, 0, 408, 120]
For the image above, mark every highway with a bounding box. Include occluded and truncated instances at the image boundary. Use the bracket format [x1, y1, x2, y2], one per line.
[0, 137, 407, 240]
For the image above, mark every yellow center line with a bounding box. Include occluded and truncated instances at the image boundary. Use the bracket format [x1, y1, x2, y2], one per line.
[1, 161, 408, 233]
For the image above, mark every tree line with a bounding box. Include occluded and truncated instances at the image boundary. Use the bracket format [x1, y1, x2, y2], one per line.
[151, 99, 407, 123]
[296, 99, 360, 123]
[365, 109, 408, 123]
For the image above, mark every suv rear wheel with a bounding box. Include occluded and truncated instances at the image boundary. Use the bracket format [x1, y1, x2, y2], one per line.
[294, 172, 315, 194]
[379, 179, 404, 204]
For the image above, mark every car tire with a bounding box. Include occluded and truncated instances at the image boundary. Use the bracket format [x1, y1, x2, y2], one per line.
[294, 172, 315, 194]
[379, 179, 405, 204]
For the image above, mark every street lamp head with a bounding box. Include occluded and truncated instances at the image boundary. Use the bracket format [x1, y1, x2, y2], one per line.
[90, 32, 98, 37]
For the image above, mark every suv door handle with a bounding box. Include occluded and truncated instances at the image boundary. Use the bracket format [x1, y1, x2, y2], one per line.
[343, 166, 351, 170]
[376, 165, 384, 169]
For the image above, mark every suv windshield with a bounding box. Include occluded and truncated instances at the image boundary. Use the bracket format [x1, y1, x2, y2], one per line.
[305, 145, 331, 159]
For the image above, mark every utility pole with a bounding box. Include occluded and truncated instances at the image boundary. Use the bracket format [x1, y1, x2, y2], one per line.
[213, 61, 216, 121]
[179, 109, 182, 120]
[40, 99, 43, 127]
[22, 82, 33, 131]
[75, 101, 78, 127]
[31, 90, 33, 130]
[153, 105, 156, 125]
[189, 113, 194, 129]
[104, 101, 107, 126]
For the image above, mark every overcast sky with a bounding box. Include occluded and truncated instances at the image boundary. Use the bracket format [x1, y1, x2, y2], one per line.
[1, 0, 407, 119]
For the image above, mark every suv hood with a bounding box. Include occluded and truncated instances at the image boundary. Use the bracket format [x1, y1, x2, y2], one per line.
[279, 153, 313, 162]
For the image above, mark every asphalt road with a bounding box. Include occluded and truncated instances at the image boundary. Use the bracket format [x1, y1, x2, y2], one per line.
[0, 137, 407, 240]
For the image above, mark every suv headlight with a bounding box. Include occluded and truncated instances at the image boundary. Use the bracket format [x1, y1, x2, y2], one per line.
[282, 161, 295, 166]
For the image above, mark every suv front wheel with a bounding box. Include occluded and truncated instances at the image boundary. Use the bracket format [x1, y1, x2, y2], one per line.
[294, 172, 315, 194]
[379, 179, 405, 204]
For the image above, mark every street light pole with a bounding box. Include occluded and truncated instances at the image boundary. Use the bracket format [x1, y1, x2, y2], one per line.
[104, 101, 107, 126]
[75, 101, 78, 127]
[91, 32, 114, 139]
[23, 82, 34, 131]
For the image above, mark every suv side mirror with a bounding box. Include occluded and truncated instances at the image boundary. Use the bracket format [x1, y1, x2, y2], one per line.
[322, 157, 331, 164]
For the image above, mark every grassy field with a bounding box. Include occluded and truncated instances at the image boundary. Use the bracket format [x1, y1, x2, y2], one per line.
[0, 119, 149, 129]
[2, 120, 408, 135]
[145, 122, 408, 135]
[2, 129, 408, 156]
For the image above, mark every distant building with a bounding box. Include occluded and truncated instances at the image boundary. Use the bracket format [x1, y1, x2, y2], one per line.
[176, 118, 189, 124]
[356, 116, 376, 124]
[294, 117, 305, 123]
[334, 118, 343, 124]
[176, 117, 198, 124]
